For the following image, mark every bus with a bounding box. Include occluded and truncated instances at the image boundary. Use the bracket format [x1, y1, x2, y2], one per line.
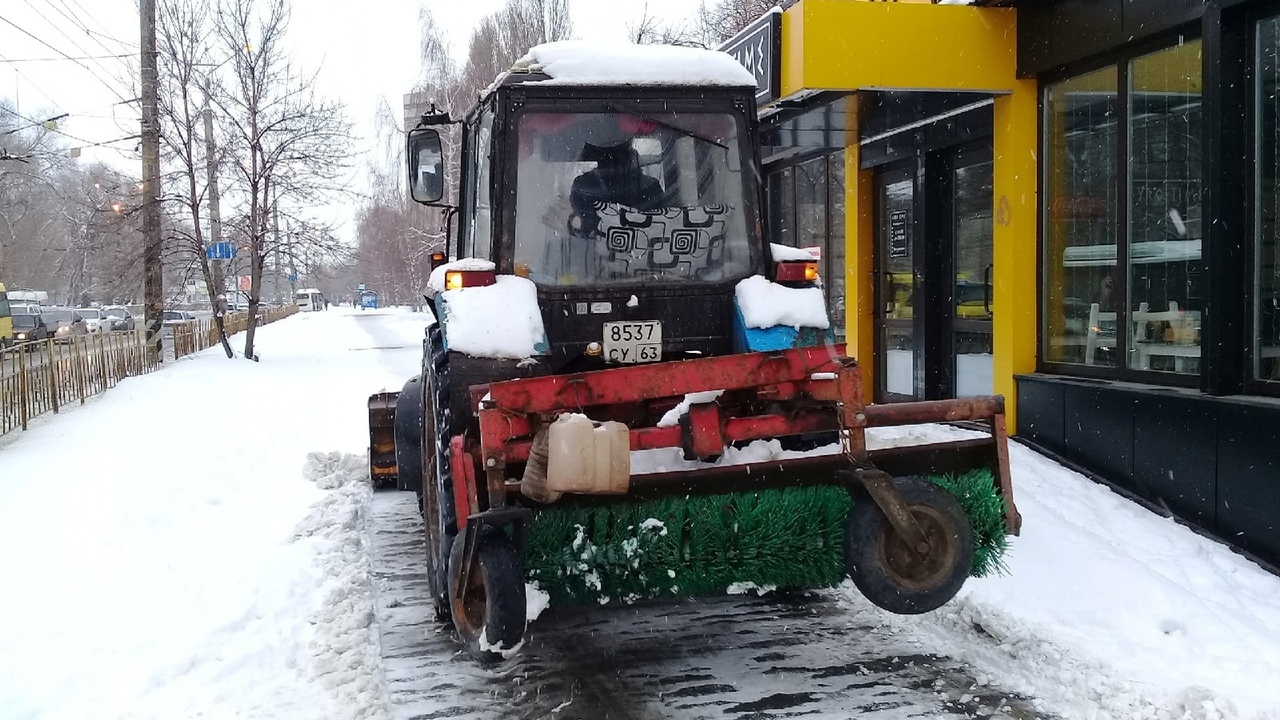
[0, 281, 11, 348]
[295, 288, 325, 312]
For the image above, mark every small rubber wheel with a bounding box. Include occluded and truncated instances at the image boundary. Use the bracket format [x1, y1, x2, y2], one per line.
[845, 476, 973, 615]
[448, 529, 526, 662]
[394, 376, 424, 492]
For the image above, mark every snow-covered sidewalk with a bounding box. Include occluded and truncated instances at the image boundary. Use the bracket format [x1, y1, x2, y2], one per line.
[0, 308, 426, 720]
[1, 306, 1278, 720]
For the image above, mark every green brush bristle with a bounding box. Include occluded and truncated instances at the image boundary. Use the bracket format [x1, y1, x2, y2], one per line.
[523, 472, 1009, 605]
[924, 470, 1011, 578]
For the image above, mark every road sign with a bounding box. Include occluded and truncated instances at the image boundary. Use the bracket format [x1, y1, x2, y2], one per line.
[358, 283, 366, 291]
[287, 273, 298, 283]
[205, 241, 236, 260]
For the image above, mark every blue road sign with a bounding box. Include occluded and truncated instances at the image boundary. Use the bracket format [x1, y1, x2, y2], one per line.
[205, 241, 236, 260]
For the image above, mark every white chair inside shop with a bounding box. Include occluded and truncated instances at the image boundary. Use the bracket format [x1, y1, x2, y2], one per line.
[1131, 300, 1199, 371]
[1084, 302, 1116, 365]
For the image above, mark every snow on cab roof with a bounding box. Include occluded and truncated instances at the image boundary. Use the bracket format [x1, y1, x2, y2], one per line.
[507, 41, 757, 89]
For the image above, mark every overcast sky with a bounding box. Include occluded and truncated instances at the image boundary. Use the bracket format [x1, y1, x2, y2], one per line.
[0, 0, 698, 241]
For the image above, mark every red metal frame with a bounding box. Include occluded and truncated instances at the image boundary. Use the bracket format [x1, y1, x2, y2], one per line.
[449, 346, 1020, 535]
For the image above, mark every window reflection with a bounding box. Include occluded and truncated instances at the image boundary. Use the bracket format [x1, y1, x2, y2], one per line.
[1257, 19, 1280, 382]
[1044, 67, 1119, 367]
[1128, 40, 1203, 374]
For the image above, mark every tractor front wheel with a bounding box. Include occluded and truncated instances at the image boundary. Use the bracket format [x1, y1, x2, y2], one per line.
[448, 529, 526, 662]
[845, 476, 973, 614]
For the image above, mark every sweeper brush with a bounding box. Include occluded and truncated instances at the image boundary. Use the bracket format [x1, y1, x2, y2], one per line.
[524, 470, 1009, 605]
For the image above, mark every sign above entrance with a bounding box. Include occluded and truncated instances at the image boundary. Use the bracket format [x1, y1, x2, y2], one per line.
[718, 11, 781, 105]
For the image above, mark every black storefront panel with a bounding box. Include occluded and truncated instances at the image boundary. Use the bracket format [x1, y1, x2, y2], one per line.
[1217, 404, 1280, 564]
[1063, 383, 1135, 491]
[1132, 394, 1218, 530]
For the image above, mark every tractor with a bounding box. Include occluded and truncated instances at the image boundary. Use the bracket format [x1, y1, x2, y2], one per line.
[368, 42, 1021, 661]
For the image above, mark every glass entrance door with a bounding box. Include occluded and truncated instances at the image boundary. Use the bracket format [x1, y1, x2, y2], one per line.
[951, 148, 994, 397]
[875, 164, 920, 401]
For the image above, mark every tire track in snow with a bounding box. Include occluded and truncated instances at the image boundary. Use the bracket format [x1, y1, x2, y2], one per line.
[370, 491, 1050, 720]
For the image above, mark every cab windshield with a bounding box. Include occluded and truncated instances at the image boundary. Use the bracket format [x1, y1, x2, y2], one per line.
[514, 110, 754, 287]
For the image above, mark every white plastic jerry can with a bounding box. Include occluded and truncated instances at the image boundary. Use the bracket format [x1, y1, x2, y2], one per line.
[545, 413, 631, 495]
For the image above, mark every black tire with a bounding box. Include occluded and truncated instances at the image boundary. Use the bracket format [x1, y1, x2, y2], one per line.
[845, 476, 973, 615]
[394, 375, 424, 492]
[448, 529, 526, 662]
[421, 375, 450, 621]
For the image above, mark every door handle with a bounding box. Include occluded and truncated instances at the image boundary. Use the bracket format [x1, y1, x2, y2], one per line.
[983, 263, 994, 316]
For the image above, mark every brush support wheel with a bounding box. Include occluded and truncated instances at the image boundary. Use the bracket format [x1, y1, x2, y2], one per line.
[845, 476, 973, 614]
[448, 529, 527, 662]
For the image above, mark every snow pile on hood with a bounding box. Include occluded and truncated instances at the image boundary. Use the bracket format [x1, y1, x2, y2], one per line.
[427, 258, 495, 292]
[510, 41, 756, 88]
[735, 275, 831, 330]
[295, 452, 386, 720]
[438, 275, 547, 359]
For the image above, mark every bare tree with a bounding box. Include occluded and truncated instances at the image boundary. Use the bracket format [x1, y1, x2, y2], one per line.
[693, 0, 784, 47]
[629, 2, 704, 47]
[212, 0, 353, 360]
[156, 0, 235, 356]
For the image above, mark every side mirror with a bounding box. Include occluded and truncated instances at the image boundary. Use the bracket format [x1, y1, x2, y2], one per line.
[408, 128, 445, 204]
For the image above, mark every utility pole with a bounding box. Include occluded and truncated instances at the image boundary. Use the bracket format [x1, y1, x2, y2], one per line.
[203, 102, 224, 299]
[139, 0, 163, 358]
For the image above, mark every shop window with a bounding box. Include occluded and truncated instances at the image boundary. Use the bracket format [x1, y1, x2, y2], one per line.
[1042, 40, 1203, 378]
[1043, 67, 1120, 367]
[1127, 40, 1203, 375]
[1256, 18, 1280, 383]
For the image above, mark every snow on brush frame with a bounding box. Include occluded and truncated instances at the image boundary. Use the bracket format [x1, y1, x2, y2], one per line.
[510, 41, 757, 88]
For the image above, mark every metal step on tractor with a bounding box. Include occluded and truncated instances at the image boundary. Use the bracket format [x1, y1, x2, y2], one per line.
[368, 42, 1021, 661]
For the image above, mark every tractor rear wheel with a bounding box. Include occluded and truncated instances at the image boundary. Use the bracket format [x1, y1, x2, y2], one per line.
[422, 372, 452, 621]
[448, 529, 526, 662]
[845, 476, 973, 614]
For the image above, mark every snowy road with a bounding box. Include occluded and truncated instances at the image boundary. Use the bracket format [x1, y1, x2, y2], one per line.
[370, 491, 1044, 720]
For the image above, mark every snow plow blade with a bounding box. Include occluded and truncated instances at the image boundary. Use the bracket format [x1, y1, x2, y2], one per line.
[368, 391, 399, 487]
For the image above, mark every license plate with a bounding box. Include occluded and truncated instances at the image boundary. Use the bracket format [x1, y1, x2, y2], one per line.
[603, 321, 661, 364]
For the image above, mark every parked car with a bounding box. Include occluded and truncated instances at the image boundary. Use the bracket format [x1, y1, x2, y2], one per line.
[75, 307, 110, 334]
[102, 305, 135, 332]
[11, 312, 49, 344]
[161, 310, 197, 324]
[41, 308, 88, 343]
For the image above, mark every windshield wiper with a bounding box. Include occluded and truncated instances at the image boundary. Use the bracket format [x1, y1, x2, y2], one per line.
[603, 103, 728, 151]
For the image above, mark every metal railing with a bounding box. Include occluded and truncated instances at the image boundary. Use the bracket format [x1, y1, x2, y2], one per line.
[1, 332, 159, 436]
[170, 305, 298, 359]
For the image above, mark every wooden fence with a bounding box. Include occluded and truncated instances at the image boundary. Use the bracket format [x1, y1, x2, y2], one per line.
[1, 305, 299, 437]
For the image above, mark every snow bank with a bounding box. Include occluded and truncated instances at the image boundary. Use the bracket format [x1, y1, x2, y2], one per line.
[296, 452, 386, 719]
[427, 257, 495, 292]
[735, 274, 830, 330]
[511, 41, 756, 88]
[439, 275, 547, 359]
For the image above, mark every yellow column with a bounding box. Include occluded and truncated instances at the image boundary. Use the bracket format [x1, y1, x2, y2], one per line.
[844, 96, 876, 404]
[991, 79, 1039, 434]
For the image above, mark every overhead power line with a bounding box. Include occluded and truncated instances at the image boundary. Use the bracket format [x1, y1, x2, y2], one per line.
[0, 53, 132, 63]
[0, 13, 134, 105]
